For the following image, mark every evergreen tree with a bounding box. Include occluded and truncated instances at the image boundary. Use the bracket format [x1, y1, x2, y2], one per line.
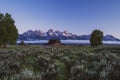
[0, 12, 18, 47]
[90, 29, 103, 47]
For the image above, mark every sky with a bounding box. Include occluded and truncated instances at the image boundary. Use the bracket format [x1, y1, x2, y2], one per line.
[0, 0, 120, 38]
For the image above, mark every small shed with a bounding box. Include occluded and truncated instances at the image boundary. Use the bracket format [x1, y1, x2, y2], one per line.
[47, 39, 61, 45]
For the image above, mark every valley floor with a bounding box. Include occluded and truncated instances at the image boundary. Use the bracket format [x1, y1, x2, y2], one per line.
[0, 45, 120, 80]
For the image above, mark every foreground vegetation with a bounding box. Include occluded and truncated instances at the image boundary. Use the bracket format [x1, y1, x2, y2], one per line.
[0, 45, 120, 80]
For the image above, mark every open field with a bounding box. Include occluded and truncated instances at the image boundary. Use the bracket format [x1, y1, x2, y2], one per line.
[0, 45, 120, 80]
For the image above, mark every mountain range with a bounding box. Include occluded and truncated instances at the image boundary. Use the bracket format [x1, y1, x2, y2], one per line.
[18, 29, 120, 41]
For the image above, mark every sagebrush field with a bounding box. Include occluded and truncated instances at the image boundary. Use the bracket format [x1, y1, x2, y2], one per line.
[0, 45, 120, 80]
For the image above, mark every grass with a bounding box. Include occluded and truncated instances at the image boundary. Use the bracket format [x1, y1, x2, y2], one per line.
[0, 45, 120, 80]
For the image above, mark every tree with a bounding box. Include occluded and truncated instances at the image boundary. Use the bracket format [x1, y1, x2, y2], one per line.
[90, 29, 103, 47]
[0, 12, 18, 47]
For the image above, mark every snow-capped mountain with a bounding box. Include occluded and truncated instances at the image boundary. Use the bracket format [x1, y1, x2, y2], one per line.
[45, 29, 74, 37]
[46, 29, 62, 36]
[18, 29, 120, 41]
[103, 35, 120, 41]
[23, 30, 45, 36]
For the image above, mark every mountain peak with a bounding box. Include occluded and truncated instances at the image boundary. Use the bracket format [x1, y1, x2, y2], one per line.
[103, 34, 120, 41]
[18, 29, 120, 41]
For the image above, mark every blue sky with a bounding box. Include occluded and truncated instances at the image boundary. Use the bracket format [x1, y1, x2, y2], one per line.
[0, 0, 120, 38]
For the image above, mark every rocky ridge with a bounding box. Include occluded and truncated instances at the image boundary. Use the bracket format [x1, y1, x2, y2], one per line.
[18, 29, 120, 41]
